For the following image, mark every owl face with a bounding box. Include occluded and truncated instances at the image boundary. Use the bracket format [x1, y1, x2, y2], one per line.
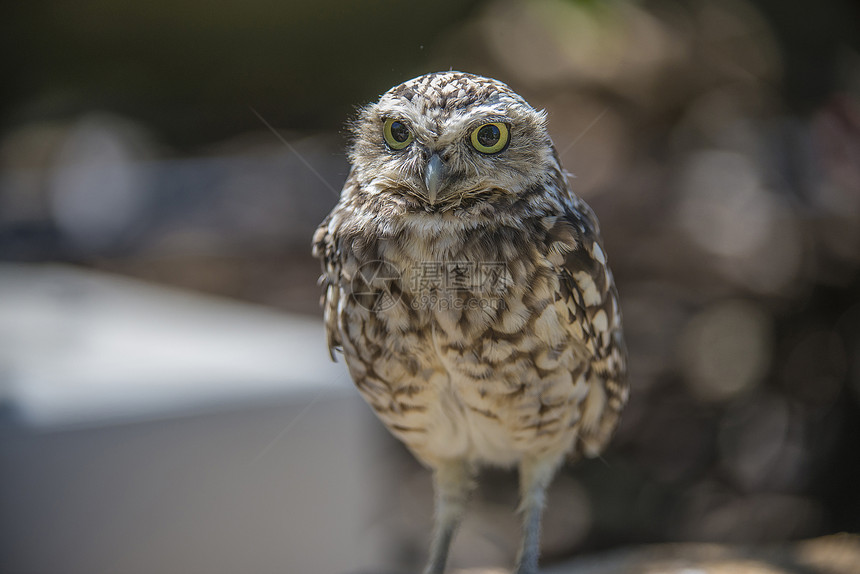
[349, 72, 557, 211]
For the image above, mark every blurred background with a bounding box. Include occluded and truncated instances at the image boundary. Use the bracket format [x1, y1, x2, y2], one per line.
[1, 0, 859, 573]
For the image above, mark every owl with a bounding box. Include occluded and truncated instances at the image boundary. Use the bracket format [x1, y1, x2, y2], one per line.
[313, 72, 627, 574]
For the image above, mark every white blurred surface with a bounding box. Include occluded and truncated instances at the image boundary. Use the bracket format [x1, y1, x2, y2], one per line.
[0, 263, 350, 427]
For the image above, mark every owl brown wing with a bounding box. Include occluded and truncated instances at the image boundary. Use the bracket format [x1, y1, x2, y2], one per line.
[545, 200, 628, 457]
[312, 212, 342, 360]
[312, 171, 364, 359]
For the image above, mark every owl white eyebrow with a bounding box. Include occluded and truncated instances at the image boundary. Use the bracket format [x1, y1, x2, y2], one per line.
[465, 116, 512, 129]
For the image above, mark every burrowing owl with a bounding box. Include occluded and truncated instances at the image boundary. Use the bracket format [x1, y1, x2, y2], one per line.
[313, 72, 627, 574]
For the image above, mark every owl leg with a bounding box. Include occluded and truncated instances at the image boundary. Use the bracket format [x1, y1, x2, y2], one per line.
[514, 455, 563, 574]
[423, 459, 475, 574]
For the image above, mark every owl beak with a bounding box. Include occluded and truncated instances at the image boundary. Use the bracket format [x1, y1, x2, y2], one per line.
[423, 153, 447, 205]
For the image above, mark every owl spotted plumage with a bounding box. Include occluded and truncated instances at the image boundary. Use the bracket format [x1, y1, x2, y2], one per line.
[313, 72, 627, 574]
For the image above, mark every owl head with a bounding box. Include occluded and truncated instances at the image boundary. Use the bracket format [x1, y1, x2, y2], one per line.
[349, 72, 561, 211]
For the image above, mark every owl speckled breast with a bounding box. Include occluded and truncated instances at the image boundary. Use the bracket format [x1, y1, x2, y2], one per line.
[325, 200, 618, 466]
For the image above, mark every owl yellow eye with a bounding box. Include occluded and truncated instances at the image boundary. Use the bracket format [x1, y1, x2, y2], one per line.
[383, 118, 414, 150]
[470, 122, 509, 154]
